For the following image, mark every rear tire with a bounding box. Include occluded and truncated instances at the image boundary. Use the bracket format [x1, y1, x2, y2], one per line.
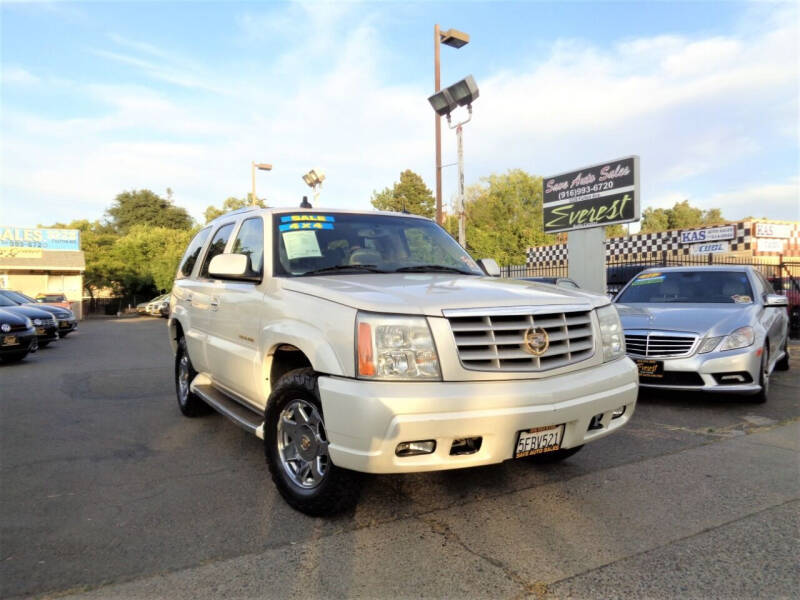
[525, 445, 584, 463]
[174, 336, 210, 417]
[265, 368, 361, 516]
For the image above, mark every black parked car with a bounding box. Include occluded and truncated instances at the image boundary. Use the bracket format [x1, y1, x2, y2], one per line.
[0, 308, 37, 362]
[0, 294, 59, 347]
[0, 289, 78, 337]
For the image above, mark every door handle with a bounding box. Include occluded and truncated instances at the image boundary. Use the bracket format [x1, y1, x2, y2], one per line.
[185, 294, 193, 304]
[210, 298, 219, 311]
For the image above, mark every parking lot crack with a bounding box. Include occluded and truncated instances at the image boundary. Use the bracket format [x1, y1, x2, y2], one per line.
[417, 515, 546, 599]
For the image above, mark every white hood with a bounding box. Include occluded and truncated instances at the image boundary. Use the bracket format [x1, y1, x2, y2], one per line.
[281, 274, 606, 316]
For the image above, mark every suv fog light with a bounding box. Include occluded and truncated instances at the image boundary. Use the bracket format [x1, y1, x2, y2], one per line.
[395, 440, 436, 457]
[612, 406, 626, 419]
[450, 437, 482, 456]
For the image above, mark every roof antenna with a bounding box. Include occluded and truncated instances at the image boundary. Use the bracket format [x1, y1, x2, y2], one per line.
[300, 196, 312, 208]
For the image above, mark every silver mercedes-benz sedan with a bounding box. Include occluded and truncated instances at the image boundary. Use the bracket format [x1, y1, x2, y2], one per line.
[614, 266, 790, 402]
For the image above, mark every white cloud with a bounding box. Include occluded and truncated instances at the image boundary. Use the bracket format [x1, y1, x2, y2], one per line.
[1, 66, 40, 85]
[702, 177, 799, 221]
[1, 2, 798, 227]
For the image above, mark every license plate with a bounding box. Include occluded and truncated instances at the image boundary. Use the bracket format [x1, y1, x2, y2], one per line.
[514, 424, 565, 458]
[2, 335, 18, 347]
[36, 327, 45, 335]
[636, 359, 664, 379]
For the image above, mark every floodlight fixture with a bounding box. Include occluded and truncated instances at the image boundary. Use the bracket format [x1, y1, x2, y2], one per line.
[447, 75, 479, 107]
[427, 88, 458, 117]
[302, 168, 326, 188]
[440, 28, 470, 49]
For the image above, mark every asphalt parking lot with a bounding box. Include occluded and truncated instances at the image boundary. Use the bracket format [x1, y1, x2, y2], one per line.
[1, 317, 798, 599]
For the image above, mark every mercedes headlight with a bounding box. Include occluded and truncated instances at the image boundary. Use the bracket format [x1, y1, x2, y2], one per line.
[718, 326, 755, 352]
[356, 312, 441, 380]
[596, 304, 625, 362]
[697, 336, 724, 354]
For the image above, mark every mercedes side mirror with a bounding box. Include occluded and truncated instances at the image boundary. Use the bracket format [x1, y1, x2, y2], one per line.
[477, 258, 501, 277]
[764, 294, 788, 307]
[208, 253, 261, 282]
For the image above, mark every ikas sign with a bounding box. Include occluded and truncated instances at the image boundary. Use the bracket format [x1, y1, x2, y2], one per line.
[542, 156, 639, 234]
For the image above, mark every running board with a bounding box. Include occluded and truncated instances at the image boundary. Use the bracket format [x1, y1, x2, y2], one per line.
[190, 382, 265, 439]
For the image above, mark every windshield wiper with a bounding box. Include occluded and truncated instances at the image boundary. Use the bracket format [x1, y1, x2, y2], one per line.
[300, 264, 387, 276]
[392, 265, 475, 275]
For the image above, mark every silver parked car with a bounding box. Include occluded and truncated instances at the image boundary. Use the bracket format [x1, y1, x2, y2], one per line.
[614, 266, 790, 402]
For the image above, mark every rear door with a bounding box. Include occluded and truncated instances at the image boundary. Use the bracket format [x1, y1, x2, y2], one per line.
[191, 222, 237, 374]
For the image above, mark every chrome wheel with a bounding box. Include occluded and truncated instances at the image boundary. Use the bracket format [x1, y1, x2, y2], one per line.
[178, 353, 190, 406]
[277, 399, 329, 489]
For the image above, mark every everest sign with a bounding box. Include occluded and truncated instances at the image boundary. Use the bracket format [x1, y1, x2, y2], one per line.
[543, 156, 639, 234]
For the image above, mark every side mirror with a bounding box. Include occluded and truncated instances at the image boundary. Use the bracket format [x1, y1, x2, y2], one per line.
[477, 258, 501, 277]
[208, 253, 261, 282]
[764, 294, 788, 307]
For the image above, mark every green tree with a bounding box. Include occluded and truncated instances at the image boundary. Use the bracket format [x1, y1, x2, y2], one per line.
[640, 200, 726, 233]
[112, 225, 197, 294]
[605, 224, 627, 238]
[106, 189, 194, 234]
[370, 170, 435, 218]
[450, 169, 556, 265]
[204, 196, 266, 223]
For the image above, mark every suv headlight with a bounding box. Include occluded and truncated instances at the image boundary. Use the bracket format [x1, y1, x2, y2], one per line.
[596, 304, 625, 362]
[356, 312, 441, 380]
[718, 326, 755, 351]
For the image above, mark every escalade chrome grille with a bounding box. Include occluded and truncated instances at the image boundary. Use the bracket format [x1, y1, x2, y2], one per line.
[624, 332, 697, 358]
[444, 306, 594, 372]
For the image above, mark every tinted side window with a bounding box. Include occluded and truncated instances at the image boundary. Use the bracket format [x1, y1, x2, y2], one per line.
[178, 227, 211, 278]
[231, 218, 264, 277]
[199, 223, 235, 279]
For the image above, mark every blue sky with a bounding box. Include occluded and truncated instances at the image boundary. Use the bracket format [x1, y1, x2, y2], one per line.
[2, 0, 798, 228]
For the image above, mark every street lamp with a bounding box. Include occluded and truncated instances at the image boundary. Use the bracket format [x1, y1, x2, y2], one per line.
[251, 162, 272, 205]
[302, 168, 326, 205]
[428, 75, 479, 248]
[434, 25, 470, 226]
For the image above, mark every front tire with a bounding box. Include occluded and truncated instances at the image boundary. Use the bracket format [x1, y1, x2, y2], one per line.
[775, 339, 790, 371]
[752, 346, 770, 404]
[265, 368, 361, 516]
[1, 351, 29, 363]
[174, 336, 210, 417]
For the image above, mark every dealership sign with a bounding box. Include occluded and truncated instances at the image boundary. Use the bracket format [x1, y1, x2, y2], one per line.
[689, 241, 730, 255]
[756, 238, 785, 253]
[679, 225, 735, 244]
[754, 223, 791, 238]
[543, 156, 640, 234]
[0, 227, 81, 251]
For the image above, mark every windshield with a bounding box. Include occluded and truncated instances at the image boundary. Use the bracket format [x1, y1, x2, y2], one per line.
[38, 294, 65, 302]
[273, 212, 483, 277]
[617, 270, 754, 304]
[1, 290, 32, 304]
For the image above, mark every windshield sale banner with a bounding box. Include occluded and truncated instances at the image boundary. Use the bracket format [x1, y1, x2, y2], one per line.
[542, 156, 639, 234]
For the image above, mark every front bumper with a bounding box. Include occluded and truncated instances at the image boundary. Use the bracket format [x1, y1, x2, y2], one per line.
[36, 324, 59, 342]
[632, 345, 762, 393]
[318, 357, 638, 474]
[58, 319, 77, 333]
[1, 328, 37, 354]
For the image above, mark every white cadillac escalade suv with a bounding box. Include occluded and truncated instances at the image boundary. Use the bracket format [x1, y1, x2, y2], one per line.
[169, 206, 638, 515]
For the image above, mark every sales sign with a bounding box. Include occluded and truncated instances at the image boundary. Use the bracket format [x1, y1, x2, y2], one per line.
[542, 156, 639, 234]
[0, 227, 81, 251]
[756, 238, 785, 253]
[679, 225, 735, 244]
[754, 223, 792, 239]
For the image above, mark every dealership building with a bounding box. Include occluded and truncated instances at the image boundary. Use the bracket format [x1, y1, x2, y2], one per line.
[0, 226, 85, 318]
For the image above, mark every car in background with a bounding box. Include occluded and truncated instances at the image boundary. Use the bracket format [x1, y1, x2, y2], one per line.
[0, 290, 78, 337]
[518, 277, 580, 289]
[0, 294, 59, 347]
[614, 266, 789, 402]
[146, 294, 170, 317]
[0, 309, 37, 362]
[35, 293, 71, 310]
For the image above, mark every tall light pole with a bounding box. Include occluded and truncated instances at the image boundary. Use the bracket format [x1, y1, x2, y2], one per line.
[251, 162, 272, 205]
[434, 26, 470, 225]
[428, 75, 480, 248]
